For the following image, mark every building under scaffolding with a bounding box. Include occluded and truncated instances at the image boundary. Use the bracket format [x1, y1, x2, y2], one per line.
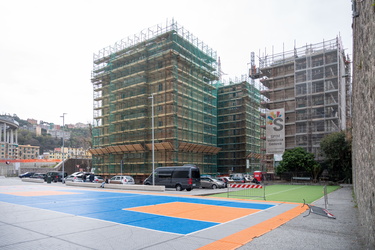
[89, 21, 220, 180]
[216, 79, 262, 175]
[251, 37, 351, 169]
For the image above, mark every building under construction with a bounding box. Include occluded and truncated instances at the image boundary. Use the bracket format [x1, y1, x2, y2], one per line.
[89, 21, 221, 180]
[251, 37, 351, 168]
[216, 79, 262, 174]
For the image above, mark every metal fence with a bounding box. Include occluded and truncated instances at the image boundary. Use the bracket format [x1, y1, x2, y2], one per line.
[227, 183, 266, 200]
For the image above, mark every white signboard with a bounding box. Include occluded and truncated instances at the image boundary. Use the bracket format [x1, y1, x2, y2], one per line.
[266, 108, 285, 154]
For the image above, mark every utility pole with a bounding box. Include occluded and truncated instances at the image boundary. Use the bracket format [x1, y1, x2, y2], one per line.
[61, 113, 67, 183]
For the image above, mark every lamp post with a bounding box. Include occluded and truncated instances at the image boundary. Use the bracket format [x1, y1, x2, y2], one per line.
[61, 113, 67, 183]
[148, 94, 155, 185]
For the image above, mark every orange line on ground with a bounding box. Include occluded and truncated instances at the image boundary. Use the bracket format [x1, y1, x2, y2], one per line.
[0, 191, 80, 196]
[125, 202, 260, 223]
[197, 204, 308, 250]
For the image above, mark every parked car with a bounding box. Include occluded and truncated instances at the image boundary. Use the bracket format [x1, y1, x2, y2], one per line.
[30, 173, 46, 179]
[63, 174, 83, 183]
[216, 177, 234, 188]
[44, 172, 67, 182]
[70, 172, 84, 176]
[200, 177, 225, 189]
[19, 172, 35, 178]
[109, 175, 135, 185]
[85, 175, 104, 183]
[230, 173, 247, 183]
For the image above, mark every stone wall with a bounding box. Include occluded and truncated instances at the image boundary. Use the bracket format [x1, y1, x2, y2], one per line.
[352, 0, 375, 248]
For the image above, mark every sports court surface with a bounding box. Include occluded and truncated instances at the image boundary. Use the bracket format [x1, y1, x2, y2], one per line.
[0, 182, 307, 249]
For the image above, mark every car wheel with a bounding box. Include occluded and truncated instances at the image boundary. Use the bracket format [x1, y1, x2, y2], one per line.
[212, 184, 217, 189]
[176, 184, 183, 191]
[186, 188, 192, 191]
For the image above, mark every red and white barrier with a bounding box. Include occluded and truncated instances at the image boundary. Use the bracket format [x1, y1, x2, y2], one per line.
[229, 184, 263, 189]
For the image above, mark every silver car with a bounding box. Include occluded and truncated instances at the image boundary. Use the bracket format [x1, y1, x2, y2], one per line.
[109, 175, 135, 185]
[63, 174, 83, 183]
[200, 177, 225, 189]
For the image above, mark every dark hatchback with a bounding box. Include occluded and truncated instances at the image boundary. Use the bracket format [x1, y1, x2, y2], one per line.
[44, 172, 68, 182]
[19, 172, 35, 178]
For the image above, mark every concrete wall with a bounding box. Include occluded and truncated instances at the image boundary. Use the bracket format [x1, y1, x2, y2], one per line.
[0, 158, 92, 177]
[352, 1, 375, 248]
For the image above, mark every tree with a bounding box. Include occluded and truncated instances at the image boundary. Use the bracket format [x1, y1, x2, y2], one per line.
[276, 147, 320, 180]
[320, 131, 352, 182]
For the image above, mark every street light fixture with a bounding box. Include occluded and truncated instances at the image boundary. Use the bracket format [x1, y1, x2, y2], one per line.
[61, 113, 67, 183]
[148, 94, 155, 186]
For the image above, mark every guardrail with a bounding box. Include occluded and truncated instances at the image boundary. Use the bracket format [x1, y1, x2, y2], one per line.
[21, 178, 44, 183]
[291, 177, 311, 184]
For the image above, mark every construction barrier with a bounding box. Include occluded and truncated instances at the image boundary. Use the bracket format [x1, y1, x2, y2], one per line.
[227, 183, 266, 200]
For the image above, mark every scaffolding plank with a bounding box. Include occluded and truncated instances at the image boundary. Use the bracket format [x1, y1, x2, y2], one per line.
[107, 146, 117, 153]
[88, 149, 98, 155]
[132, 144, 145, 152]
[162, 142, 174, 150]
[119, 145, 130, 152]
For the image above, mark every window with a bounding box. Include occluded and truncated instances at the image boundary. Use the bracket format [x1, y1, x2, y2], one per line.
[157, 170, 172, 178]
[296, 84, 306, 95]
[172, 170, 189, 178]
[296, 122, 306, 133]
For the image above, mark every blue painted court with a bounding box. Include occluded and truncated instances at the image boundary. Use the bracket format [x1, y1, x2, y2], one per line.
[0, 186, 275, 235]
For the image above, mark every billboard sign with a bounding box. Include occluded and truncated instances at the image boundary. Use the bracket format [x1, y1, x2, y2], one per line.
[266, 109, 285, 154]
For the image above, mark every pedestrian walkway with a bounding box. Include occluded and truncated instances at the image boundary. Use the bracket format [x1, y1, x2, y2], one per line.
[238, 184, 364, 250]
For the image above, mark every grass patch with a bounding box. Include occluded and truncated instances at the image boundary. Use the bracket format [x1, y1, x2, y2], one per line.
[210, 185, 341, 203]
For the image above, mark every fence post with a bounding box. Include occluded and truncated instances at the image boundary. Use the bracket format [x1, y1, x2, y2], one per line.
[324, 185, 328, 209]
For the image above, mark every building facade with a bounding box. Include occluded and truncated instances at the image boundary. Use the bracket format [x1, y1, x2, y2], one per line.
[216, 80, 262, 174]
[253, 37, 351, 161]
[44, 147, 91, 160]
[18, 145, 40, 159]
[47, 129, 71, 140]
[0, 116, 19, 160]
[90, 21, 220, 177]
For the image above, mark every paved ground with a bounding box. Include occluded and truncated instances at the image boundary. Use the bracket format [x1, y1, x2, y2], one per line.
[0, 178, 364, 249]
[239, 184, 365, 250]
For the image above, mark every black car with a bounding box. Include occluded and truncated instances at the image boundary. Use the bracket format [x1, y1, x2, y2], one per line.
[19, 172, 35, 178]
[44, 172, 67, 182]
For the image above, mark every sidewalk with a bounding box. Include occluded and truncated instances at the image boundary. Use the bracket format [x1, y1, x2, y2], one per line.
[239, 185, 365, 250]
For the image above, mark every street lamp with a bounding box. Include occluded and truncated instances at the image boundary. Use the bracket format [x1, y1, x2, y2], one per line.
[148, 94, 155, 185]
[61, 113, 67, 183]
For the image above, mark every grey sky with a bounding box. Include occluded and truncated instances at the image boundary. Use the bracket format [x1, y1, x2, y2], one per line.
[0, 0, 353, 125]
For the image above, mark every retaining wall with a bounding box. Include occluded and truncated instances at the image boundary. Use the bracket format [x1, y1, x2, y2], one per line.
[352, 1, 375, 248]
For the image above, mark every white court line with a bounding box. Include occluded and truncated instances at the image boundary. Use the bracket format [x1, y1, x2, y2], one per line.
[266, 186, 306, 197]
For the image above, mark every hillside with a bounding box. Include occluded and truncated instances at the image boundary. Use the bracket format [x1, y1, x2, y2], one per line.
[10, 115, 91, 153]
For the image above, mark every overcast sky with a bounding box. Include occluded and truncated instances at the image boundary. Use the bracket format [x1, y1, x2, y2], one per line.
[0, 0, 353, 125]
